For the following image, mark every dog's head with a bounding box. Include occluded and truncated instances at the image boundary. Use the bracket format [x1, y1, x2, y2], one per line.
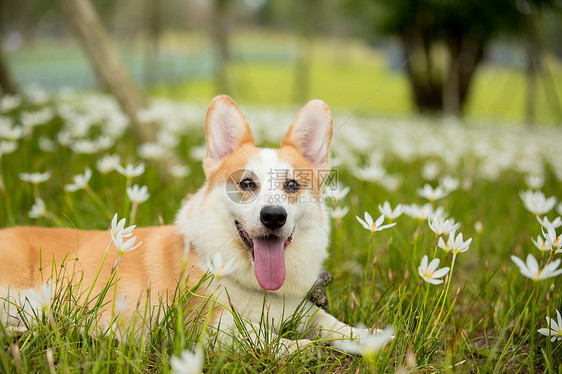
[178, 95, 332, 295]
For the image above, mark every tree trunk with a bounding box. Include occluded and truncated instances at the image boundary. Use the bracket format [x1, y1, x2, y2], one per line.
[213, 0, 230, 95]
[525, 42, 538, 126]
[401, 28, 443, 113]
[57, 0, 153, 143]
[457, 40, 484, 109]
[0, 47, 17, 95]
[402, 27, 484, 116]
[443, 34, 462, 117]
[144, 0, 161, 87]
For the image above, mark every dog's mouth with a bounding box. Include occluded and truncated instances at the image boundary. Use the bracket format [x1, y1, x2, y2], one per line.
[235, 220, 292, 291]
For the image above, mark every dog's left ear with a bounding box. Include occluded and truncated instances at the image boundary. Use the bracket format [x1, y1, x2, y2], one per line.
[281, 99, 332, 168]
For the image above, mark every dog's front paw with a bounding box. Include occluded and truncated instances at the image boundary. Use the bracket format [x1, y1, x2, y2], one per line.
[277, 338, 314, 357]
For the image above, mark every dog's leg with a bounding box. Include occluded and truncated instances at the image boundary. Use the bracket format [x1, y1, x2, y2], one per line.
[209, 312, 313, 357]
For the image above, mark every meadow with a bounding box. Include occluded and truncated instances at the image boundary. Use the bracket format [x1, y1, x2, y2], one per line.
[0, 85, 561, 373]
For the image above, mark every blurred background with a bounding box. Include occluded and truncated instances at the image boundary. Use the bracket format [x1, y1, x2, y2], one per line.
[1, 0, 561, 125]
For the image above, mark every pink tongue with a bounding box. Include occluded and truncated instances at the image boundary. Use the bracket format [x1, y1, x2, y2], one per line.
[253, 237, 286, 290]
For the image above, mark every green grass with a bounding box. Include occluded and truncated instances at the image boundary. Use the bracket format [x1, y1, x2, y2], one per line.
[0, 90, 561, 373]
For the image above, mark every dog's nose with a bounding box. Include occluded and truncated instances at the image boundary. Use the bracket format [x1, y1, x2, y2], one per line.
[260, 206, 287, 230]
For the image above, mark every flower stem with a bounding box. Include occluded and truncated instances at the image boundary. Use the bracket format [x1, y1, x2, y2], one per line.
[85, 186, 111, 220]
[81, 240, 112, 310]
[130, 202, 138, 226]
[362, 231, 375, 303]
[426, 252, 457, 341]
[110, 258, 121, 323]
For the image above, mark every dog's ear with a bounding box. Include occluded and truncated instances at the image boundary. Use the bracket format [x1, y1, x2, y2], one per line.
[204, 95, 254, 170]
[281, 99, 332, 168]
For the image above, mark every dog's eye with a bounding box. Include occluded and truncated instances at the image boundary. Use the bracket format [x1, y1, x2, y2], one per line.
[239, 178, 256, 191]
[284, 179, 300, 193]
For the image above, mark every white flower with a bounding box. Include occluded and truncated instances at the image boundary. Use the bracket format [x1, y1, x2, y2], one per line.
[334, 326, 394, 356]
[542, 223, 562, 250]
[511, 254, 562, 280]
[438, 231, 472, 254]
[520, 190, 556, 216]
[0, 140, 18, 155]
[95, 136, 113, 150]
[57, 131, 73, 146]
[65, 168, 92, 192]
[474, 221, 483, 234]
[116, 162, 145, 178]
[557, 203, 562, 217]
[139, 142, 169, 160]
[19, 171, 51, 185]
[158, 131, 179, 149]
[21, 108, 54, 128]
[418, 255, 450, 285]
[110, 213, 135, 239]
[0, 124, 23, 140]
[0, 95, 21, 112]
[330, 206, 350, 220]
[329, 184, 350, 201]
[27, 281, 54, 313]
[169, 164, 191, 178]
[71, 139, 99, 154]
[537, 216, 562, 230]
[356, 327, 394, 355]
[97, 154, 121, 174]
[537, 309, 562, 342]
[378, 201, 404, 220]
[38, 136, 57, 152]
[404, 203, 434, 220]
[171, 347, 204, 374]
[127, 184, 150, 204]
[354, 164, 386, 182]
[112, 230, 142, 256]
[428, 217, 460, 236]
[525, 174, 544, 190]
[190, 145, 206, 161]
[440, 175, 459, 193]
[29, 198, 47, 219]
[205, 252, 237, 278]
[356, 212, 396, 233]
[417, 184, 448, 201]
[381, 174, 402, 192]
[531, 235, 552, 252]
[422, 162, 440, 180]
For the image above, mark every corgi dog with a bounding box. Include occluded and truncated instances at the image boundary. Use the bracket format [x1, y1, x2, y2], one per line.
[0, 96, 375, 355]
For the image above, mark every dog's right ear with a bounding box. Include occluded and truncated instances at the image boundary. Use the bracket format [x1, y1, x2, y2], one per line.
[203, 95, 255, 172]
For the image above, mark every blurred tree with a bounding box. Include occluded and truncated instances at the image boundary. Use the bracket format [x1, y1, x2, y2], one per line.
[213, 0, 231, 95]
[144, 0, 161, 86]
[57, 0, 153, 143]
[0, 0, 17, 94]
[351, 0, 560, 117]
[0, 47, 17, 94]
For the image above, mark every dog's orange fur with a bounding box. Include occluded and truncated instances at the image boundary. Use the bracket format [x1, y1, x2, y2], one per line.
[0, 225, 214, 321]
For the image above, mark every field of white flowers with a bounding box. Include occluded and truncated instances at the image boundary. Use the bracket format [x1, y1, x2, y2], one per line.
[0, 86, 561, 372]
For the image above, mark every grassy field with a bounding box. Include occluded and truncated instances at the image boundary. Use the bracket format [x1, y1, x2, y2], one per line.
[0, 87, 561, 373]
